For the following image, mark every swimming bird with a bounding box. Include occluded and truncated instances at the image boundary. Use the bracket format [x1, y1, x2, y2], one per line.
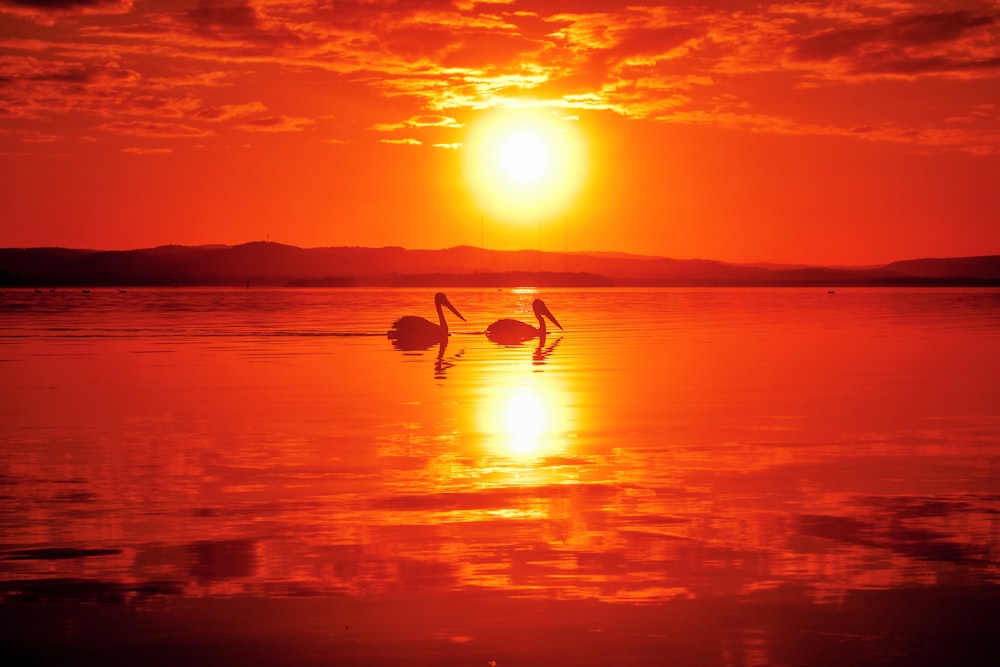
[387, 292, 466, 350]
[486, 298, 563, 345]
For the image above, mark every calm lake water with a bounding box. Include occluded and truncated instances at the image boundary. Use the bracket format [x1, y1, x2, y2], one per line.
[2, 287, 999, 666]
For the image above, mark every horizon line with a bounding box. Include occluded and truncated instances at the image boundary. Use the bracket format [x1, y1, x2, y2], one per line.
[5, 240, 999, 270]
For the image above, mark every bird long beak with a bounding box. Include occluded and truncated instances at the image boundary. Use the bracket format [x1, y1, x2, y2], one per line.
[443, 296, 466, 322]
[540, 303, 562, 330]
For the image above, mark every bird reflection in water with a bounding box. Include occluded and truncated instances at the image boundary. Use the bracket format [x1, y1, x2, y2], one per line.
[532, 334, 562, 366]
[486, 298, 562, 345]
[387, 292, 465, 351]
[433, 341, 465, 380]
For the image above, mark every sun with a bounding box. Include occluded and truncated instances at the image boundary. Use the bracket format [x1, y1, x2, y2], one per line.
[464, 108, 586, 223]
[498, 129, 551, 186]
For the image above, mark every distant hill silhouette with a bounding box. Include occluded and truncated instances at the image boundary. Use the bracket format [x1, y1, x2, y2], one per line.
[1, 243, 998, 287]
[880, 256, 1000, 280]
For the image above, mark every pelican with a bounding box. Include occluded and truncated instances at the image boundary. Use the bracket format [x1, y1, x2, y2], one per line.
[388, 292, 465, 350]
[486, 298, 563, 345]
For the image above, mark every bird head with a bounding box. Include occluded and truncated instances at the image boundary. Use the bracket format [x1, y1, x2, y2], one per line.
[533, 299, 562, 330]
[436, 292, 466, 321]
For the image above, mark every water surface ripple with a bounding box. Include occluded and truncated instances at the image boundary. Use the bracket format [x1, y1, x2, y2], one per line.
[2, 287, 998, 665]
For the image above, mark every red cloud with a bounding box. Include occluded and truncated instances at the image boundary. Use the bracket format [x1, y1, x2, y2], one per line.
[97, 120, 214, 138]
[789, 9, 999, 77]
[1, 0, 997, 154]
[194, 101, 267, 122]
[236, 115, 315, 132]
[0, 0, 133, 24]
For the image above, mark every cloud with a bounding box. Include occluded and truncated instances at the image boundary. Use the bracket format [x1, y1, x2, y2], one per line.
[787, 8, 1000, 79]
[2, 0, 998, 154]
[2, 0, 122, 7]
[121, 145, 173, 155]
[194, 100, 267, 122]
[186, 0, 258, 32]
[372, 114, 463, 132]
[144, 71, 232, 91]
[20, 61, 142, 86]
[120, 94, 201, 119]
[235, 115, 315, 132]
[0, 56, 221, 127]
[380, 137, 422, 145]
[97, 120, 214, 138]
[0, 127, 59, 143]
[183, 0, 302, 49]
[603, 23, 700, 64]
[867, 54, 1000, 76]
[410, 114, 463, 128]
[655, 107, 1000, 155]
[0, 57, 146, 119]
[0, 37, 60, 52]
[794, 11, 995, 61]
[0, 0, 133, 24]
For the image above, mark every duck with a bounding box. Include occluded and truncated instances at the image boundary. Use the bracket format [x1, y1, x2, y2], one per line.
[387, 292, 465, 350]
[486, 298, 562, 345]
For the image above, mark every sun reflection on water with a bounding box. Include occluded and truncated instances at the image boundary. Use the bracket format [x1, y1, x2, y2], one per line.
[478, 375, 573, 462]
[504, 387, 545, 454]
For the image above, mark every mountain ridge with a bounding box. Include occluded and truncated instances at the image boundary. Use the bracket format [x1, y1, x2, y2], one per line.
[1, 243, 998, 287]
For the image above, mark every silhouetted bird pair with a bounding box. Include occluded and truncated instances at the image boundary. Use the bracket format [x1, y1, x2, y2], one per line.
[387, 292, 562, 350]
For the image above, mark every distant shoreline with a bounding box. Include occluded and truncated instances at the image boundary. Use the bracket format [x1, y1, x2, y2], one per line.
[2, 243, 999, 288]
[5, 275, 999, 289]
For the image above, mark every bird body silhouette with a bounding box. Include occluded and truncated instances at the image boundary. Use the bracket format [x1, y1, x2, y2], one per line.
[486, 299, 562, 345]
[388, 292, 465, 350]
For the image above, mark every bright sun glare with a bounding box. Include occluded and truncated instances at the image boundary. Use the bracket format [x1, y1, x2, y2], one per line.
[498, 130, 551, 186]
[464, 108, 586, 223]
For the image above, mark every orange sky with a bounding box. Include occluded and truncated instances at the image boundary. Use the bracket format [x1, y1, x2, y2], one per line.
[1, 0, 998, 265]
